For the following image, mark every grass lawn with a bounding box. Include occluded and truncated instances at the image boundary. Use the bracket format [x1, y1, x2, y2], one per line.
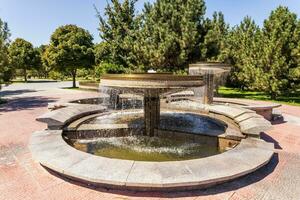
[218, 87, 300, 106]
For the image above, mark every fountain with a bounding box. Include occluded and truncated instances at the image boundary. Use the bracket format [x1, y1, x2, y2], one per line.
[100, 73, 204, 136]
[30, 72, 274, 191]
[189, 62, 231, 104]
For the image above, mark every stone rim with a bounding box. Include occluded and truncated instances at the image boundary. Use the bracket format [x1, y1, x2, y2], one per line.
[100, 74, 204, 90]
[29, 130, 274, 191]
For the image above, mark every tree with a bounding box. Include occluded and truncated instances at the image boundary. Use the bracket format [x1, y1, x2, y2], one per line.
[96, 0, 138, 70]
[290, 21, 300, 86]
[37, 44, 53, 78]
[8, 38, 39, 82]
[220, 16, 262, 89]
[94, 42, 111, 65]
[135, 0, 206, 71]
[44, 25, 94, 87]
[201, 12, 229, 61]
[258, 6, 300, 99]
[0, 18, 11, 84]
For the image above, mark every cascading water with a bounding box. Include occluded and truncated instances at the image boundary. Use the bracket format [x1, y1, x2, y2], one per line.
[65, 73, 234, 162]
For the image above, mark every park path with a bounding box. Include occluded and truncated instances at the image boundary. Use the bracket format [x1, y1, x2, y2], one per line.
[0, 82, 300, 200]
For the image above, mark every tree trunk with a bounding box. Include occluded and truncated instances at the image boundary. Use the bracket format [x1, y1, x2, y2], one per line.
[24, 69, 27, 82]
[270, 92, 277, 100]
[71, 69, 77, 88]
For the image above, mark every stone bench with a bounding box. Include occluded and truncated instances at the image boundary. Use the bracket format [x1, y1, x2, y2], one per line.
[213, 98, 281, 121]
[36, 104, 107, 130]
[166, 102, 272, 138]
[208, 105, 272, 138]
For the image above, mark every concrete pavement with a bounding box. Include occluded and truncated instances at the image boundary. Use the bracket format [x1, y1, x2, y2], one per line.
[0, 82, 300, 200]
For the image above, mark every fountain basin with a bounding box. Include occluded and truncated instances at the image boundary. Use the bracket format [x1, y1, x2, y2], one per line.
[32, 101, 274, 191]
[29, 129, 273, 191]
[32, 71, 274, 191]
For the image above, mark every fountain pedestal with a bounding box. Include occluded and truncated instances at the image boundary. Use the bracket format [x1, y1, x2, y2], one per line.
[203, 73, 215, 104]
[144, 90, 160, 137]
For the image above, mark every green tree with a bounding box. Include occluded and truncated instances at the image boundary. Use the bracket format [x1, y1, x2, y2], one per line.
[136, 0, 206, 71]
[96, 0, 138, 70]
[290, 21, 300, 86]
[37, 44, 53, 78]
[94, 42, 111, 65]
[0, 18, 11, 84]
[44, 25, 94, 87]
[221, 16, 262, 89]
[8, 38, 39, 82]
[201, 12, 229, 61]
[258, 6, 300, 99]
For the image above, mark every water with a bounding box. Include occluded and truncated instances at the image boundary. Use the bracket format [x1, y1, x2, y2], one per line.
[82, 111, 226, 136]
[68, 111, 226, 162]
[70, 77, 227, 162]
[69, 136, 222, 162]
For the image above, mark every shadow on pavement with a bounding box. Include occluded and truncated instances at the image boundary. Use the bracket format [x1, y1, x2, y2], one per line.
[0, 96, 57, 112]
[0, 89, 37, 97]
[26, 80, 58, 83]
[261, 132, 282, 150]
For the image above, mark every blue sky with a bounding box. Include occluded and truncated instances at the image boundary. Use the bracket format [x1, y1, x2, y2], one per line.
[0, 0, 300, 46]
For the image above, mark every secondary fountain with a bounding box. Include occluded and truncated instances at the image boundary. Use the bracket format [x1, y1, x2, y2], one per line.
[189, 62, 231, 104]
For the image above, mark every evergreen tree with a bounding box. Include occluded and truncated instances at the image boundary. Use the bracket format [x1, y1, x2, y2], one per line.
[290, 21, 300, 86]
[136, 0, 206, 71]
[94, 42, 111, 65]
[221, 16, 261, 89]
[201, 12, 229, 61]
[258, 6, 300, 99]
[96, 0, 138, 70]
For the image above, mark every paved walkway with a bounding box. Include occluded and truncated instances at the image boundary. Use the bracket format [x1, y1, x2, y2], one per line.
[0, 82, 300, 200]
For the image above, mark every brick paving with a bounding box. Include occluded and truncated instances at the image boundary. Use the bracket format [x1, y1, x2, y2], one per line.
[0, 82, 300, 200]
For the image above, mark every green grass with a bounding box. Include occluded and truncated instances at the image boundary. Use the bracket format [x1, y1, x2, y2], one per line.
[218, 87, 300, 106]
[62, 87, 80, 90]
[62, 86, 98, 92]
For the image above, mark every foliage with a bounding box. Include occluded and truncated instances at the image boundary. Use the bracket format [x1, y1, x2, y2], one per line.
[219, 87, 300, 106]
[221, 16, 262, 89]
[43, 25, 94, 87]
[201, 12, 229, 61]
[218, 7, 300, 99]
[94, 42, 111, 65]
[34, 44, 51, 78]
[0, 18, 12, 85]
[96, 0, 138, 70]
[48, 70, 65, 81]
[8, 38, 39, 82]
[2, 3, 300, 101]
[256, 6, 300, 98]
[134, 0, 206, 71]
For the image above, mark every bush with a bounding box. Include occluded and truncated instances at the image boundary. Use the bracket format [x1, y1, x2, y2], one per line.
[95, 62, 126, 78]
[77, 68, 94, 80]
[49, 71, 65, 81]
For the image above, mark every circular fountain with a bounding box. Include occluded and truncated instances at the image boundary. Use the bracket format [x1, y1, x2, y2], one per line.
[100, 73, 204, 136]
[30, 73, 274, 191]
